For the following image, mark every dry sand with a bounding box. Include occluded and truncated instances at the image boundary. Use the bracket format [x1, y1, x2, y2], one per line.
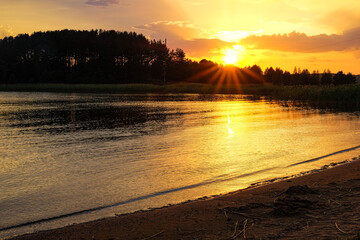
[10, 158, 360, 240]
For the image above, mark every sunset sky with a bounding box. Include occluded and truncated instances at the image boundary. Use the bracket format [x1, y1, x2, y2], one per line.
[1, 0, 360, 73]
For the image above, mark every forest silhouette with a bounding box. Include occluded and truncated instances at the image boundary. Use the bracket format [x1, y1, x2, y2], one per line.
[0, 30, 357, 85]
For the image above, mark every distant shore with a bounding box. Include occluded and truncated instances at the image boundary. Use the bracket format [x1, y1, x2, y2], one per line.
[1, 83, 359, 101]
[9, 157, 360, 240]
[1, 83, 359, 113]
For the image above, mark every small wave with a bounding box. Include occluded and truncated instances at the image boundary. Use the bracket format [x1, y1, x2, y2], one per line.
[0, 167, 278, 231]
[3, 146, 359, 232]
[288, 145, 360, 167]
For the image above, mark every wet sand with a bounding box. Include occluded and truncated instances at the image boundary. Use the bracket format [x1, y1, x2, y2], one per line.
[10, 158, 360, 240]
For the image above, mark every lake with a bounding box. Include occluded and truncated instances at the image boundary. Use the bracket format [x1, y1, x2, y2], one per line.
[0, 92, 359, 238]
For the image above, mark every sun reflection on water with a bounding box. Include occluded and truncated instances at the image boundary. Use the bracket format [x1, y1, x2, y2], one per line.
[227, 113, 234, 137]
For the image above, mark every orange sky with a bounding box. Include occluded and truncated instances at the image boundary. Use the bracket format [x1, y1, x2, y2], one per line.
[1, 0, 360, 73]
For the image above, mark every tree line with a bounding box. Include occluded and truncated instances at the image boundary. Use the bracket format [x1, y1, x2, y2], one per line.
[263, 67, 357, 86]
[0, 30, 168, 84]
[0, 29, 357, 85]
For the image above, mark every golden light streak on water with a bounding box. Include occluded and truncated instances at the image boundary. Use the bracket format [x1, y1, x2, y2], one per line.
[227, 113, 234, 137]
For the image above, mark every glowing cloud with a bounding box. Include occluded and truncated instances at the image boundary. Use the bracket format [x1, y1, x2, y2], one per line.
[136, 21, 234, 61]
[241, 28, 360, 53]
[214, 30, 263, 43]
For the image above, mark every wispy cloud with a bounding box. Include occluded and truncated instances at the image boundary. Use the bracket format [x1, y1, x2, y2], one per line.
[318, 9, 360, 31]
[85, 0, 119, 7]
[241, 27, 360, 53]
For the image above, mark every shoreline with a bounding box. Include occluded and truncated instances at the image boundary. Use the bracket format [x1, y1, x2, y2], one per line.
[1, 83, 359, 113]
[8, 157, 360, 240]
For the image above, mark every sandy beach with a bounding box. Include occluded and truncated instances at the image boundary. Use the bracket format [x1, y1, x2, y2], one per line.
[9, 158, 360, 240]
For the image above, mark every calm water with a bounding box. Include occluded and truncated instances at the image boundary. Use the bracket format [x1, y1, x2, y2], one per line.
[1, 92, 359, 238]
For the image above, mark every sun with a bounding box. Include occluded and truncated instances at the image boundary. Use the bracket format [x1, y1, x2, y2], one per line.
[221, 45, 245, 65]
[224, 50, 237, 65]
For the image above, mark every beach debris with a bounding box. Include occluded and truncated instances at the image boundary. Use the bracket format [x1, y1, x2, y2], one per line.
[328, 198, 342, 206]
[230, 220, 239, 239]
[225, 209, 252, 219]
[230, 219, 248, 239]
[243, 219, 248, 239]
[335, 222, 349, 234]
[140, 230, 164, 240]
[224, 210, 231, 221]
[223, 203, 270, 221]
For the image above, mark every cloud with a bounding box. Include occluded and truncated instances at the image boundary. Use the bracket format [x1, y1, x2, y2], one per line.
[0, 25, 13, 38]
[353, 50, 360, 59]
[241, 27, 360, 53]
[172, 38, 234, 58]
[318, 9, 360, 31]
[135, 21, 234, 59]
[85, 0, 119, 7]
[135, 21, 209, 40]
[213, 30, 264, 43]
